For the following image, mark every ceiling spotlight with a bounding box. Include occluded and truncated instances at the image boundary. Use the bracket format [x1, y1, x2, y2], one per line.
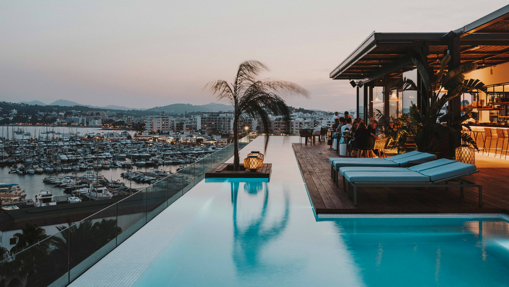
[350, 80, 356, 88]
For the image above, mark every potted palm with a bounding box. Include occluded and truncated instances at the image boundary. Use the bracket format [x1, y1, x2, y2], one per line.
[206, 60, 308, 172]
[379, 51, 484, 156]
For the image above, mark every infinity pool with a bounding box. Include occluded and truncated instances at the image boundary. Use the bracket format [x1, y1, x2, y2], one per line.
[132, 180, 509, 287]
[70, 137, 509, 287]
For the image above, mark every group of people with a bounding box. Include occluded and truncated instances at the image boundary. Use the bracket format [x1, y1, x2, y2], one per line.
[331, 111, 382, 157]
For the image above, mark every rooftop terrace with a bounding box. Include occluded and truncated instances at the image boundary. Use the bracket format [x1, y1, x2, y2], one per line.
[294, 141, 509, 214]
[51, 136, 509, 286]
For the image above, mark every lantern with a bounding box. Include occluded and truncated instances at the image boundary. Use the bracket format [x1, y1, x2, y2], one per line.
[244, 155, 262, 171]
[455, 145, 475, 165]
[248, 151, 264, 168]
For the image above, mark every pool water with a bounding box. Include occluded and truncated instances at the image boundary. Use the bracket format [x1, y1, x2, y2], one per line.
[70, 137, 509, 287]
[134, 180, 509, 287]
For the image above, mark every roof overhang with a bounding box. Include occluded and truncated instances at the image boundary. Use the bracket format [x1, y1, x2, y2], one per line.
[330, 5, 509, 85]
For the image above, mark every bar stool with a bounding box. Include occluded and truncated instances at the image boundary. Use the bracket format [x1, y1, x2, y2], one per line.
[484, 128, 495, 155]
[495, 129, 506, 157]
[499, 129, 509, 159]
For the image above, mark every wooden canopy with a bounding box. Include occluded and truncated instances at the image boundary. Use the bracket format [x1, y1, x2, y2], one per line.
[330, 5, 509, 86]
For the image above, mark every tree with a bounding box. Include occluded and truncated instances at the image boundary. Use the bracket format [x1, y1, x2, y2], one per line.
[405, 50, 484, 153]
[11, 223, 49, 255]
[379, 51, 484, 155]
[207, 60, 308, 170]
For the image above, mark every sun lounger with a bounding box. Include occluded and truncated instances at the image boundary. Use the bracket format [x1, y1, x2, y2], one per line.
[329, 151, 437, 182]
[342, 161, 481, 206]
[337, 159, 455, 190]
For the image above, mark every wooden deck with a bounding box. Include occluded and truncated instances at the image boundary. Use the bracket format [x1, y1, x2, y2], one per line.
[293, 142, 509, 214]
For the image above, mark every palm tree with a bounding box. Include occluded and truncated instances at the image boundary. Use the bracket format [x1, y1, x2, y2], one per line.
[406, 51, 484, 153]
[11, 223, 49, 255]
[207, 60, 308, 170]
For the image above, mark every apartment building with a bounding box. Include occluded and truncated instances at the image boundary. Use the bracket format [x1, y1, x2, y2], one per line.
[145, 112, 172, 133]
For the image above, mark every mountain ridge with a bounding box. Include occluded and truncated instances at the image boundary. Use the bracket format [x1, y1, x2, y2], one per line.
[146, 103, 233, 114]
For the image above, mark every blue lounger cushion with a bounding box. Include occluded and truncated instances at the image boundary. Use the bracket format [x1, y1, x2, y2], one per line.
[385, 150, 421, 161]
[339, 166, 410, 175]
[345, 172, 430, 183]
[339, 159, 456, 175]
[407, 158, 456, 172]
[390, 153, 437, 167]
[333, 158, 400, 168]
[418, 162, 477, 182]
[329, 151, 421, 165]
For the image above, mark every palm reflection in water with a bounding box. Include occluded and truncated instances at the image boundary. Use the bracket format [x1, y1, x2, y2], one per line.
[231, 181, 290, 273]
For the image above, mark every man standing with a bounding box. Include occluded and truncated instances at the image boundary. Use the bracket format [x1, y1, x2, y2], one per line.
[331, 112, 339, 124]
[344, 111, 352, 120]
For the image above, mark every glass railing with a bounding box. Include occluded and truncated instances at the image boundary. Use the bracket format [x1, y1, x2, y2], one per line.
[0, 135, 254, 287]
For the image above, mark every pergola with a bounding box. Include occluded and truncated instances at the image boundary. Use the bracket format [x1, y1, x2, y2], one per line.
[330, 5, 509, 120]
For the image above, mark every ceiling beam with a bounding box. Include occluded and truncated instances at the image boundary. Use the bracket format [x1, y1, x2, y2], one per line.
[358, 55, 414, 86]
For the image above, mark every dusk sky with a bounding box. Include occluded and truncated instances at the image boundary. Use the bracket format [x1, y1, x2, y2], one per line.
[0, 1, 506, 111]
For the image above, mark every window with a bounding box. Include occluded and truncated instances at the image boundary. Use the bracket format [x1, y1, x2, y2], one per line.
[373, 86, 384, 119]
[10, 237, 17, 245]
[388, 89, 400, 120]
[402, 69, 418, 114]
[358, 87, 365, 121]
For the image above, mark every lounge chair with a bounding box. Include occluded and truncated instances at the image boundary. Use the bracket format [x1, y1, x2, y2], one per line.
[337, 158, 454, 190]
[342, 161, 481, 206]
[329, 151, 436, 183]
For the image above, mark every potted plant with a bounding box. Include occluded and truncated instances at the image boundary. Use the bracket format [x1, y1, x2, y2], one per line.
[379, 50, 484, 155]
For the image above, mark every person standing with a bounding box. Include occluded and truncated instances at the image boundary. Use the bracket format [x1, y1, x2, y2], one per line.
[339, 118, 352, 144]
[344, 111, 352, 120]
[331, 112, 339, 124]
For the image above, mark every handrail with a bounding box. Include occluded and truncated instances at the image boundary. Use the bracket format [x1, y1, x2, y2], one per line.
[0, 134, 255, 287]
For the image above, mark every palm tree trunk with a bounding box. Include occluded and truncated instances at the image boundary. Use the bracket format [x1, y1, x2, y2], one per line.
[233, 117, 239, 171]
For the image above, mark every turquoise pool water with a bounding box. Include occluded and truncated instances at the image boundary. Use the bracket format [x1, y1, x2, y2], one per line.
[71, 137, 509, 287]
[134, 179, 509, 287]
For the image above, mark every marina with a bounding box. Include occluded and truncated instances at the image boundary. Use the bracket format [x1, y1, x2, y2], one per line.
[0, 125, 225, 211]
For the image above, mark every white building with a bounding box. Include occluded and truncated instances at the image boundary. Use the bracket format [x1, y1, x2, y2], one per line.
[145, 112, 172, 133]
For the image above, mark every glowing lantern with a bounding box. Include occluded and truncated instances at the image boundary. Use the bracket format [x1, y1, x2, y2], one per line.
[248, 151, 264, 168]
[244, 155, 262, 171]
[455, 145, 475, 165]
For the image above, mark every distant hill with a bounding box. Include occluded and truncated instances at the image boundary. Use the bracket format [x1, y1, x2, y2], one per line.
[49, 99, 83, 107]
[26, 100, 135, 110]
[21, 100, 47, 106]
[102, 105, 136, 111]
[147, 103, 233, 114]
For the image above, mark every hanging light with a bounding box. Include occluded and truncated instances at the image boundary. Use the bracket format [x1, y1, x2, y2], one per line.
[371, 95, 382, 103]
[389, 91, 399, 102]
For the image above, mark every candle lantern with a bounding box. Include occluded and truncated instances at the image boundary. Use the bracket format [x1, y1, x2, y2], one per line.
[455, 145, 475, 165]
[247, 151, 264, 168]
[244, 155, 262, 171]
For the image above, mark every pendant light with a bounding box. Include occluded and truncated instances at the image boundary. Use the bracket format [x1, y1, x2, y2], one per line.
[389, 91, 399, 102]
[371, 94, 382, 103]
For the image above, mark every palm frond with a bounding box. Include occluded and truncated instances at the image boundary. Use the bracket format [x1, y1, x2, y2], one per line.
[461, 133, 479, 150]
[234, 60, 269, 93]
[205, 80, 235, 104]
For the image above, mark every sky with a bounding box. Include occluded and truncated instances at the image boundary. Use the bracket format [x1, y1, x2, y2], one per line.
[0, 0, 507, 111]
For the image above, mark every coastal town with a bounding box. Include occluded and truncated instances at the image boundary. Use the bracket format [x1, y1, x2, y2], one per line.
[0, 100, 354, 255]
